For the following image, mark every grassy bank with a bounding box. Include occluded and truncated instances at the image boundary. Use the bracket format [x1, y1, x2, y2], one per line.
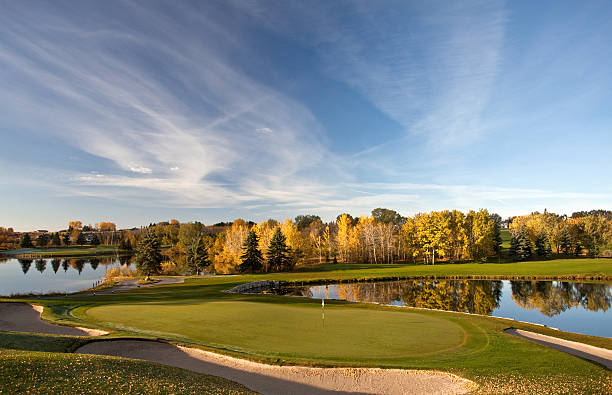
[0, 332, 256, 394]
[0, 246, 128, 258]
[287, 258, 612, 281]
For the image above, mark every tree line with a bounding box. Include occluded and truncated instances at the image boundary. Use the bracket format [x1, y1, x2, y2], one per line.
[509, 211, 612, 260]
[8, 208, 612, 276]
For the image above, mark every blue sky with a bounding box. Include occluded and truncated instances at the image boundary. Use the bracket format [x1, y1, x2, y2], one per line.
[1, 0, 611, 231]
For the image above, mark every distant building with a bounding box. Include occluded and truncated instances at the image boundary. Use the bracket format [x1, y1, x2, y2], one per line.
[36, 230, 49, 233]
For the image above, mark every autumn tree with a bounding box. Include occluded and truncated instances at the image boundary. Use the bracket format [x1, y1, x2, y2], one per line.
[97, 222, 117, 232]
[212, 219, 250, 273]
[465, 209, 496, 262]
[68, 221, 82, 231]
[280, 219, 307, 264]
[336, 214, 352, 263]
[134, 231, 163, 279]
[581, 215, 610, 258]
[240, 230, 263, 273]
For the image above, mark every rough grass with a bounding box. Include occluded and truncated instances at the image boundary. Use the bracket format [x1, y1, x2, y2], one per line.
[0, 332, 256, 395]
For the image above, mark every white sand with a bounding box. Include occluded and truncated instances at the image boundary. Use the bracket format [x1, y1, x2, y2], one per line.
[76, 339, 477, 395]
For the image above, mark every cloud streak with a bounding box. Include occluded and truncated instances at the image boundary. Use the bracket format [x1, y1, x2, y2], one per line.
[0, 1, 339, 210]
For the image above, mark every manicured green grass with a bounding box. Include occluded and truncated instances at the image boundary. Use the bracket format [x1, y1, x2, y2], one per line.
[287, 258, 612, 281]
[5, 259, 612, 393]
[1, 246, 124, 257]
[46, 273, 607, 393]
[0, 332, 256, 394]
[500, 228, 511, 249]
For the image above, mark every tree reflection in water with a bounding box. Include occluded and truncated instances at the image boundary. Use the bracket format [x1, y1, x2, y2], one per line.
[294, 279, 611, 317]
[511, 281, 611, 317]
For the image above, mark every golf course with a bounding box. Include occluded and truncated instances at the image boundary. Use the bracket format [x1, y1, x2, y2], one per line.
[2, 259, 611, 394]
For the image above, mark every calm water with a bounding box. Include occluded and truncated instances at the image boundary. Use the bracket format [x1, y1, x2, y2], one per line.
[0, 256, 133, 296]
[281, 279, 612, 337]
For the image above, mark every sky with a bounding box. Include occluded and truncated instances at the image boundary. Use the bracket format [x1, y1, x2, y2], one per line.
[1, 0, 611, 231]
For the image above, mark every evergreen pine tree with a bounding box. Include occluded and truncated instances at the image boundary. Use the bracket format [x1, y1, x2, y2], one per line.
[76, 232, 86, 245]
[559, 227, 571, 255]
[534, 230, 549, 258]
[51, 232, 61, 246]
[20, 233, 33, 248]
[35, 234, 49, 247]
[134, 232, 163, 279]
[266, 227, 290, 272]
[510, 226, 532, 261]
[62, 233, 71, 246]
[90, 233, 101, 246]
[240, 230, 263, 273]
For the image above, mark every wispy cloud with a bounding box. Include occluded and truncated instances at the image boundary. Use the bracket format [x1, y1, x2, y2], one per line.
[0, 1, 338, 209]
[239, 0, 507, 148]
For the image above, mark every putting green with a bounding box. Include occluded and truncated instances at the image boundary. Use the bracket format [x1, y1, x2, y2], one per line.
[84, 301, 469, 362]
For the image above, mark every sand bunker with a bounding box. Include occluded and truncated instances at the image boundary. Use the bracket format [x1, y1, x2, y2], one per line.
[0, 302, 107, 336]
[76, 339, 476, 394]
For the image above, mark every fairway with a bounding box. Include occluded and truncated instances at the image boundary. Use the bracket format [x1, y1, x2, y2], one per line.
[84, 301, 469, 361]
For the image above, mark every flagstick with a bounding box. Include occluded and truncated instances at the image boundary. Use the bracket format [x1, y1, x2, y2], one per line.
[322, 298, 325, 328]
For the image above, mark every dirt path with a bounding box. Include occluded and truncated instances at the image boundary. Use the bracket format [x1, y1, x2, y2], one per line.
[76, 340, 476, 395]
[0, 302, 107, 336]
[505, 328, 612, 370]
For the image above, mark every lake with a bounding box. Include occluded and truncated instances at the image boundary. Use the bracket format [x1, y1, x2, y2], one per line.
[280, 279, 612, 338]
[0, 256, 133, 296]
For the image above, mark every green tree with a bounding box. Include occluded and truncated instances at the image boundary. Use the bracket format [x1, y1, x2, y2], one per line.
[178, 222, 211, 274]
[120, 238, 132, 251]
[490, 213, 503, 256]
[76, 232, 86, 245]
[62, 233, 71, 246]
[90, 233, 101, 246]
[239, 230, 263, 273]
[51, 232, 61, 246]
[20, 233, 33, 248]
[134, 232, 163, 279]
[35, 233, 49, 247]
[510, 226, 532, 261]
[534, 230, 551, 258]
[295, 215, 322, 231]
[266, 227, 291, 272]
[371, 207, 405, 225]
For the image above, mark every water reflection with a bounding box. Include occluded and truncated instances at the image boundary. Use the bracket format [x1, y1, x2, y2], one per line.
[287, 279, 611, 317]
[511, 281, 611, 317]
[0, 256, 134, 296]
[18, 259, 32, 274]
[51, 258, 61, 273]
